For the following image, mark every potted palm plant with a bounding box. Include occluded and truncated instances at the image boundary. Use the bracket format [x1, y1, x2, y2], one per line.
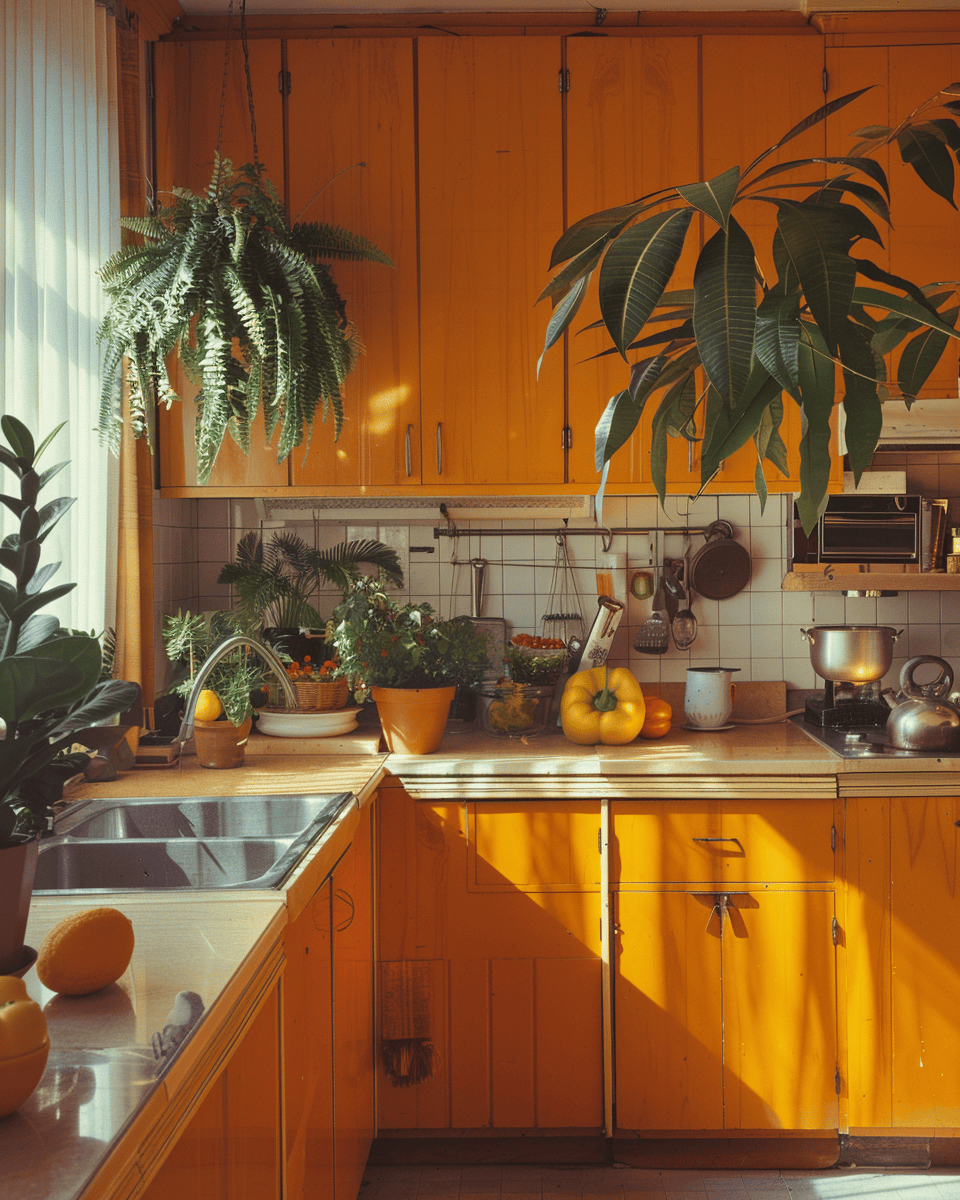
[0, 417, 140, 973]
[329, 575, 490, 754]
[217, 530, 404, 665]
[540, 83, 960, 531]
[97, 156, 393, 484]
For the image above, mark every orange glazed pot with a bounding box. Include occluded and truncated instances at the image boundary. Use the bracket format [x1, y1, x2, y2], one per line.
[371, 686, 456, 755]
[192, 717, 253, 769]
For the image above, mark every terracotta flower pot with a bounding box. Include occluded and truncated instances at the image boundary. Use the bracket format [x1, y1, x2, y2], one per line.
[371, 686, 456, 755]
[0, 839, 39, 975]
[192, 717, 253, 769]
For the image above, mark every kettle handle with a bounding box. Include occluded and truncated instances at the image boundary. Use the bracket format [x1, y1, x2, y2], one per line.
[900, 655, 954, 700]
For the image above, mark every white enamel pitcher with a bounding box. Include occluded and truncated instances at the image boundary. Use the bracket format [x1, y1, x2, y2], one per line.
[684, 667, 741, 729]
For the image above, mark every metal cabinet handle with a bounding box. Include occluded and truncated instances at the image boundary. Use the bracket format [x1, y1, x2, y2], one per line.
[692, 836, 745, 854]
[405, 424, 413, 478]
[436, 422, 443, 476]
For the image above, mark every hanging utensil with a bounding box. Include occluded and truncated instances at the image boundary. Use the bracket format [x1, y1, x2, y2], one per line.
[541, 535, 585, 647]
[671, 554, 698, 650]
[688, 520, 751, 601]
[634, 575, 669, 655]
[465, 558, 507, 681]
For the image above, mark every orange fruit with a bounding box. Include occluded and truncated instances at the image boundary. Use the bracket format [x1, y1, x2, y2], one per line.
[194, 688, 222, 722]
[36, 907, 135, 995]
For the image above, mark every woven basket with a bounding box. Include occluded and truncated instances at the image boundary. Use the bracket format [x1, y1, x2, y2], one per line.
[293, 678, 349, 712]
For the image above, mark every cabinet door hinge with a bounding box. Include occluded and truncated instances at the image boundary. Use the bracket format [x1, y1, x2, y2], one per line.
[835, 1066, 842, 1095]
[822, 67, 829, 94]
[558, 68, 571, 94]
[831, 824, 836, 852]
[562, 426, 573, 451]
[832, 916, 839, 945]
[278, 69, 292, 97]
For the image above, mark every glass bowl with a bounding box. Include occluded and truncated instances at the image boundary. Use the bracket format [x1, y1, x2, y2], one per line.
[504, 644, 568, 685]
[477, 682, 556, 739]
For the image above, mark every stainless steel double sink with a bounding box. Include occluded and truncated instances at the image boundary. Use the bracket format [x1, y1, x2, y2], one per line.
[35, 792, 355, 893]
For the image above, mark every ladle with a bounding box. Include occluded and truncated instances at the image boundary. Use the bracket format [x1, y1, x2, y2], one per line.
[671, 556, 698, 650]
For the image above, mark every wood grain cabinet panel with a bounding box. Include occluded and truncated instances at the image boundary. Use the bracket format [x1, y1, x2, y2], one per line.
[417, 37, 566, 487]
[826, 44, 960, 402]
[153, 40, 289, 491]
[285, 39, 420, 490]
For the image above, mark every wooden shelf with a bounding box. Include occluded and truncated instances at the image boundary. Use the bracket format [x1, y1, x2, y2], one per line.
[782, 570, 960, 592]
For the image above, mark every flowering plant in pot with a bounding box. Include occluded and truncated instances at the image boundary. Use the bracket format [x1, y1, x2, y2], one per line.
[0, 417, 140, 973]
[329, 575, 490, 753]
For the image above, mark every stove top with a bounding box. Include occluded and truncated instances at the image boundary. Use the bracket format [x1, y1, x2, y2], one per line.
[791, 714, 959, 760]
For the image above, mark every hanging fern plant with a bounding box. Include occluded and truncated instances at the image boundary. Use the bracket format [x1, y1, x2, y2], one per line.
[97, 155, 392, 484]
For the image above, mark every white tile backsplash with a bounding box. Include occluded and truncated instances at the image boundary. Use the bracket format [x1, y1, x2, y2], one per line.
[144, 491, 960, 698]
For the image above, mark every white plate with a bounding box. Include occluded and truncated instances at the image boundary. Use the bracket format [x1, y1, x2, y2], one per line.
[256, 706, 362, 738]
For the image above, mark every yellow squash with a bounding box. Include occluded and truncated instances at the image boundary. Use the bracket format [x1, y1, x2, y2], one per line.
[0, 976, 49, 1117]
[561, 665, 645, 745]
[638, 696, 673, 739]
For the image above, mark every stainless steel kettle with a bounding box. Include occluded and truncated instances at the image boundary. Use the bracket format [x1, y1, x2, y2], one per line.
[885, 655, 960, 751]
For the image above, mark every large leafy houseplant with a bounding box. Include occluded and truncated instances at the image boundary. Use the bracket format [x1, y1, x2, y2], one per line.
[330, 575, 490, 703]
[161, 609, 268, 728]
[0, 417, 141, 847]
[97, 156, 393, 484]
[540, 84, 960, 531]
[218, 531, 404, 632]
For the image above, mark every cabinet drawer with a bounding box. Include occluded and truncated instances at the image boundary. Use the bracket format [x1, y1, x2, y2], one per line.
[614, 799, 835, 884]
[470, 802, 601, 890]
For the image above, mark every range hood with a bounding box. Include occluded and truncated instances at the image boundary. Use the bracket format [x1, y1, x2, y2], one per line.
[256, 494, 595, 524]
[877, 395, 960, 448]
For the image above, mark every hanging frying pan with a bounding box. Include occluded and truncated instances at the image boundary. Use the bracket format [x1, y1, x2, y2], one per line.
[688, 520, 751, 600]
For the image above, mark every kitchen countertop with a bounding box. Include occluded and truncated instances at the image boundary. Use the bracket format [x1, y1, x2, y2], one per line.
[3, 719, 956, 1199]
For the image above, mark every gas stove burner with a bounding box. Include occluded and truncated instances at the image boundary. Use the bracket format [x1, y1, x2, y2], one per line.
[792, 714, 956, 759]
[804, 694, 890, 729]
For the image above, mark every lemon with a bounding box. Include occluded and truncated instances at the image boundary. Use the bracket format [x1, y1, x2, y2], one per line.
[37, 907, 135, 995]
[194, 688, 223, 722]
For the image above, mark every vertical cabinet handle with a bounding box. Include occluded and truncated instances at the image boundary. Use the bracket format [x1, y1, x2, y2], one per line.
[436, 422, 443, 476]
[405, 424, 413, 478]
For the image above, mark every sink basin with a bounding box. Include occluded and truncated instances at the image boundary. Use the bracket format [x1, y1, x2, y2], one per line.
[56, 793, 352, 841]
[34, 837, 305, 891]
[35, 792, 356, 892]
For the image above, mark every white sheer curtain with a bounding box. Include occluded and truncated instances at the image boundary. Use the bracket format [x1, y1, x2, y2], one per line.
[1, 0, 120, 634]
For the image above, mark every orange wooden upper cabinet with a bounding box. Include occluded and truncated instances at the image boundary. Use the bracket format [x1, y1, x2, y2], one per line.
[417, 37, 566, 487]
[153, 40, 290, 490]
[286, 40, 421, 490]
[565, 34, 839, 496]
[826, 43, 960, 403]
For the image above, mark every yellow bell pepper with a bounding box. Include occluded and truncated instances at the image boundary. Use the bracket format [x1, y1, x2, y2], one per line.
[561, 665, 646, 745]
[0, 976, 50, 1117]
[638, 696, 673, 739]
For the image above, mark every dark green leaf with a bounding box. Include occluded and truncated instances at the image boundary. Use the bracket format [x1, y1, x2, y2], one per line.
[537, 240, 604, 305]
[930, 117, 960, 153]
[549, 198, 668, 270]
[749, 155, 890, 200]
[692, 216, 757, 405]
[897, 124, 956, 208]
[775, 200, 857, 353]
[700, 362, 783, 483]
[854, 286, 960, 339]
[538, 273, 591, 376]
[0, 416, 34, 463]
[897, 313, 956, 399]
[594, 356, 666, 469]
[838, 319, 883, 485]
[677, 166, 740, 230]
[755, 289, 802, 399]
[853, 258, 945, 318]
[598, 208, 694, 359]
[795, 322, 836, 535]
[741, 87, 876, 181]
[0, 657, 83, 725]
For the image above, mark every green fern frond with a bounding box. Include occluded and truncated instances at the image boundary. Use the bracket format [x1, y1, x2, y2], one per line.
[293, 222, 394, 267]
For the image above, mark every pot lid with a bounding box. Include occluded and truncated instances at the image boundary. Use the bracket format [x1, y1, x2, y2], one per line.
[689, 532, 751, 600]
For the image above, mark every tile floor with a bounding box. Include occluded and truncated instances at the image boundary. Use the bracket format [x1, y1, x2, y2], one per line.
[359, 1164, 960, 1199]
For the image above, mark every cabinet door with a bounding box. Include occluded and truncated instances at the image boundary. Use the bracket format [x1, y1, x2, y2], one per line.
[615, 890, 724, 1130]
[283, 880, 334, 1200]
[377, 787, 602, 1132]
[285, 40, 420, 489]
[826, 45, 960, 402]
[890, 795, 960, 1127]
[614, 800, 724, 884]
[564, 37, 700, 490]
[721, 890, 839, 1130]
[417, 38, 565, 487]
[333, 803, 375, 1200]
[153, 40, 289, 490]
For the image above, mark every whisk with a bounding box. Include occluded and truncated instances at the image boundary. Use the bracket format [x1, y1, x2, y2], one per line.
[541, 535, 584, 645]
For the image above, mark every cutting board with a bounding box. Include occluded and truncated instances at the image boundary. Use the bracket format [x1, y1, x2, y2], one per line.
[648, 680, 789, 722]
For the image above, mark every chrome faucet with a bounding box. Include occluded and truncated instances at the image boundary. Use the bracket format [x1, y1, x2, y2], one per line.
[174, 635, 298, 753]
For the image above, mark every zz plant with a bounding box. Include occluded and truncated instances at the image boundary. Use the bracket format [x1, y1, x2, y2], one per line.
[540, 84, 960, 531]
[97, 156, 393, 484]
[0, 417, 140, 846]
